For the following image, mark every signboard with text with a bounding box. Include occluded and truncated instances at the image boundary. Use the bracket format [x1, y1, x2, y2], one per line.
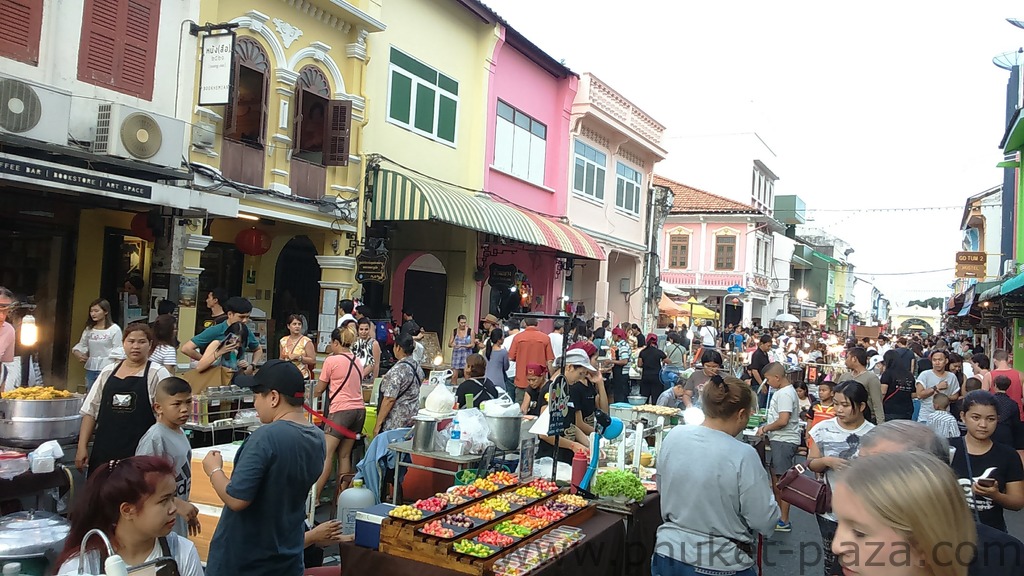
[0, 157, 152, 199]
[955, 251, 986, 278]
[355, 251, 388, 284]
[198, 33, 235, 106]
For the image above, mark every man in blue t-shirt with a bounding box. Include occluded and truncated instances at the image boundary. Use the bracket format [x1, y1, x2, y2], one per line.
[181, 296, 263, 372]
[202, 360, 326, 576]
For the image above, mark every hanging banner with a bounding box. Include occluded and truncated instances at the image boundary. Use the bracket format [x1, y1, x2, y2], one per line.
[957, 285, 975, 317]
[198, 33, 235, 106]
[355, 251, 388, 284]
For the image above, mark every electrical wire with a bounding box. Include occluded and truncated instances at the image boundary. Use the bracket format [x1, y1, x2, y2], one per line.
[853, 268, 955, 276]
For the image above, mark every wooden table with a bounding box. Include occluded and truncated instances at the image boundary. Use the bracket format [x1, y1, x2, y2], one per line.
[388, 440, 481, 504]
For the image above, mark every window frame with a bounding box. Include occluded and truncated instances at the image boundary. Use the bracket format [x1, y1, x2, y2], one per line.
[714, 234, 736, 271]
[668, 233, 689, 269]
[386, 46, 459, 147]
[615, 161, 643, 215]
[572, 138, 607, 201]
[223, 36, 270, 147]
[0, 0, 43, 65]
[493, 99, 547, 186]
[77, 0, 161, 100]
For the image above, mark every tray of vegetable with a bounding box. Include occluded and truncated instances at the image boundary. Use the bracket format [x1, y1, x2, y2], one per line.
[475, 530, 517, 549]
[492, 520, 534, 539]
[486, 470, 519, 486]
[418, 520, 456, 539]
[453, 539, 501, 558]
[410, 496, 453, 519]
[449, 484, 485, 499]
[435, 513, 486, 538]
[527, 478, 558, 495]
[508, 514, 550, 531]
[388, 505, 425, 521]
[591, 470, 647, 503]
[463, 503, 499, 522]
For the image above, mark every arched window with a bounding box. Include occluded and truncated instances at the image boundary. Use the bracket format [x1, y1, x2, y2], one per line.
[292, 64, 352, 166]
[224, 36, 270, 146]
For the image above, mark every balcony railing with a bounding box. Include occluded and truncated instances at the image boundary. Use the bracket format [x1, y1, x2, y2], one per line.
[661, 271, 745, 289]
[582, 75, 665, 148]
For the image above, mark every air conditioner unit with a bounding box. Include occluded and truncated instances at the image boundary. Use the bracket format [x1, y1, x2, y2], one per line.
[0, 78, 71, 145]
[93, 103, 186, 169]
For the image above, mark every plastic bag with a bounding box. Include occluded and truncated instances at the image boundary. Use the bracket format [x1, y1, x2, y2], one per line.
[424, 383, 456, 414]
[481, 397, 520, 417]
[455, 408, 492, 454]
[534, 457, 573, 483]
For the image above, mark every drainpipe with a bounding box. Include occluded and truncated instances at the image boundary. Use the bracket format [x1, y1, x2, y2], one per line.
[642, 184, 656, 331]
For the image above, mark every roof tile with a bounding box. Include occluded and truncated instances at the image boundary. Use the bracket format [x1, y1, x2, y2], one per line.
[654, 174, 758, 214]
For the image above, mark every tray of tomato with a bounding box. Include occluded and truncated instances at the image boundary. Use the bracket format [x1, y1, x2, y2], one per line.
[527, 478, 559, 495]
[449, 484, 485, 499]
[475, 530, 517, 548]
[463, 503, 498, 521]
[524, 505, 566, 523]
[411, 496, 451, 519]
[417, 520, 456, 539]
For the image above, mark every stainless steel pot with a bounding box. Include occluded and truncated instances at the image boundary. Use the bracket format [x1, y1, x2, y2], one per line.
[411, 415, 438, 452]
[484, 414, 522, 451]
[0, 395, 84, 449]
[0, 510, 70, 560]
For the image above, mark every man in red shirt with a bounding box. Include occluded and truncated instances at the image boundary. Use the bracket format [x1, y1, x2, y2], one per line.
[509, 317, 554, 404]
[983, 350, 1024, 420]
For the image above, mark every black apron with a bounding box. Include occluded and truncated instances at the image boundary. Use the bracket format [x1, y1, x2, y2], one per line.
[89, 361, 155, 473]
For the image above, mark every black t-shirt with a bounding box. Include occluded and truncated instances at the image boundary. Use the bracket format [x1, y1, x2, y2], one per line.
[525, 382, 550, 417]
[970, 521, 1024, 575]
[993, 393, 1024, 450]
[916, 357, 932, 375]
[569, 381, 598, 429]
[950, 437, 1024, 532]
[455, 378, 501, 409]
[639, 346, 666, 382]
[748, 348, 770, 382]
[879, 369, 915, 418]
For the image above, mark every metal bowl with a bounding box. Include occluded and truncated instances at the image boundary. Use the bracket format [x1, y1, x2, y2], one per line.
[0, 395, 84, 449]
[484, 414, 522, 451]
[626, 396, 646, 406]
[0, 510, 70, 559]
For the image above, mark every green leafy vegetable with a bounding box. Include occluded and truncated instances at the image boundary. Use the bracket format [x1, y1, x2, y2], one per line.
[591, 470, 646, 502]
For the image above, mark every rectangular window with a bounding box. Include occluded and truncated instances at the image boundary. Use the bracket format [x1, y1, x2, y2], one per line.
[493, 100, 546, 185]
[387, 47, 458, 144]
[0, 0, 43, 65]
[78, 0, 160, 100]
[573, 139, 607, 200]
[669, 235, 689, 269]
[715, 235, 736, 270]
[615, 162, 642, 214]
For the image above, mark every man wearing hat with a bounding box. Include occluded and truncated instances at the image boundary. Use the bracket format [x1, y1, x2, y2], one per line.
[477, 314, 501, 350]
[202, 360, 326, 576]
[533, 349, 597, 462]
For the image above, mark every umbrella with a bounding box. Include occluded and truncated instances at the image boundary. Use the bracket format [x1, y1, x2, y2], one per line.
[774, 313, 800, 323]
[685, 297, 719, 320]
[659, 294, 684, 315]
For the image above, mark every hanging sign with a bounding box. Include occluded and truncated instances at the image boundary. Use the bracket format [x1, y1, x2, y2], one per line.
[488, 263, 517, 288]
[198, 33, 235, 106]
[546, 375, 569, 437]
[355, 251, 388, 284]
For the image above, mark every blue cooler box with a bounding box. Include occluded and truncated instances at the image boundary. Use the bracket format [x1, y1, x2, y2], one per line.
[355, 503, 395, 550]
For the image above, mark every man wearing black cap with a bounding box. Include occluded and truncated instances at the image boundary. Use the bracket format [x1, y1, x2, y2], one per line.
[202, 360, 326, 576]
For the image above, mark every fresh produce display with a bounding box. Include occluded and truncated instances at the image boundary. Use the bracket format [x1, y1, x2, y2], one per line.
[493, 521, 533, 538]
[556, 494, 588, 508]
[1, 386, 73, 400]
[499, 492, 528, 505]
[472, 478, 499, 492]
[453, 540, 496, 558]
[509, 514, 549, 530]
[527, 478, 558, 493]
[514, 486, 544, 499]
[464, 503, 497, 521]
[592, 469, 647, 502]
[414, 497, 447, 513]
[389, 505, 423, 520]
[525, 505, 566, 522]
[420, 520, 455, 538]
[450, 484, 483, 499]
[477, 530, 515, 547]
[547, 501, 578, 515]
[481, 497, 511, 512]
[486, 471, 518, 485]
[436, 492, 468, 506]
[441, 513, 475, 528]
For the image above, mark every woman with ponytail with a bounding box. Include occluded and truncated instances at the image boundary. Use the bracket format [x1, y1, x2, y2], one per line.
[653, 374, 779, 576]
[484, 328, 510, 398]
[55, 456, 204, 575]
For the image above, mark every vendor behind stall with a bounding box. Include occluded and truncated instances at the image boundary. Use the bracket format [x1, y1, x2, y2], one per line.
[520, 363, 550, 417]
[455, 354, 502, 409]
[75, 322, 172, 473]
[533, 349, 598, 463]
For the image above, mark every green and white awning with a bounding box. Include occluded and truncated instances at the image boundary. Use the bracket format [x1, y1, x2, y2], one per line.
[371, 168, 605, 260]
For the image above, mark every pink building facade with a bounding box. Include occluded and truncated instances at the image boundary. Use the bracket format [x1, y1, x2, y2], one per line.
[655, 175, 780, 328]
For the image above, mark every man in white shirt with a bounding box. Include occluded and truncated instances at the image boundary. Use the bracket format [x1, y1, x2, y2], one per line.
[549, 320, 565, 362]
[699, 321, 718, 349]
[336, 298, 355, 329]
[503, 320, 522, 395]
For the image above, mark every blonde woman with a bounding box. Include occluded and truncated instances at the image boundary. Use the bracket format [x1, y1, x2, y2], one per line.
[832, 451, 976, 576]
[313, 326, 364, 498]
[279, 314, 315, 380]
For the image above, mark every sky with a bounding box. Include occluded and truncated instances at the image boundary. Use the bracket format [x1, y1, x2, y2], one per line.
[485, 0, 1024, 306]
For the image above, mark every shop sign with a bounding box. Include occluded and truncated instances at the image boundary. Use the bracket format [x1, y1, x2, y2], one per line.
[1004, 300, 1024, 318]
[198, 32, 235, 106]
[488, 263, 517, 288]
[355, 251, 388, 284]
[518, 437, 538, 481]
[0, 157, 152, 199]
[546, 375, 570, 437]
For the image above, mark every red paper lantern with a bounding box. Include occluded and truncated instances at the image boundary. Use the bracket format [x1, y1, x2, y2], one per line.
[130, 212, 155, 242]
[235, 227, 271, 256]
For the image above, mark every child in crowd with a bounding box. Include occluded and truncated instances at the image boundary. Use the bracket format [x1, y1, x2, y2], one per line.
[756, 363, 801, 533]
[927, 393, 961, 439]
[136, 377, 199, 538]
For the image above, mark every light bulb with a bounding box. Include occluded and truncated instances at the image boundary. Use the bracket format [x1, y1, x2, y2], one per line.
[433, 354, 443, 366]
[796, 289, 809, 301]
[20, 315, 37, 346]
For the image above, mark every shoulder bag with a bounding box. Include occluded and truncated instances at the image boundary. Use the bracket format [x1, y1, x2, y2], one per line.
[323, 354, 359, 417]
[776, 463, 831, 515]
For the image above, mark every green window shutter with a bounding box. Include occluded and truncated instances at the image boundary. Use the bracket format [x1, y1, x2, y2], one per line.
[438, 73, 458, 95]
[390, 48, 437, 84]
[595, 168, 605, 200]
[437, 95, 457, 143]
[414, 84, 436, 133]
[389, 70, 412, 124]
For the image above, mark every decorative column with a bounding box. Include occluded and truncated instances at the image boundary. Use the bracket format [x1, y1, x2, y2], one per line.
[595, 257, 610, 324]
[178, 233, 212, 348]
[315, 253, 357, 352]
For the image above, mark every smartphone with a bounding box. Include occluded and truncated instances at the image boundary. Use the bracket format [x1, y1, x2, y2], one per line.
[128, 557, 180, 576]
[221, 333, 241, 349]
[977, 478, 996, 488]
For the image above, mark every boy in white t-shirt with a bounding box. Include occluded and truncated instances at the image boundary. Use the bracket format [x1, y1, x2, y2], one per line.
[755, 362, 801, 532]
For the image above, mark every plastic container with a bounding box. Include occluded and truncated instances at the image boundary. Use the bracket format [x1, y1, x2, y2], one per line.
[570, 450, 588, 493]
[2, 563, 25, 576]
[446, 417, 463, 456]
[337, 479, 376, 536]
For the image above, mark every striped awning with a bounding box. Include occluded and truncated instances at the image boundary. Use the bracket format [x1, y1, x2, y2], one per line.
[372, 168, 605, 260]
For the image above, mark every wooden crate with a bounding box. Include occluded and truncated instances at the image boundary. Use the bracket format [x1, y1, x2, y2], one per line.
[379, 487, 593, 576]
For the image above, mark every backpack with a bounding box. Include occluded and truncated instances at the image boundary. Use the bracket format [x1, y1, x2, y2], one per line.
[376, 321, 391, 346]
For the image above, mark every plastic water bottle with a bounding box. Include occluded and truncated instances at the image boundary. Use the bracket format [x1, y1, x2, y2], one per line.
[447, 417, 463, 456]
[337, 479, 376, 536]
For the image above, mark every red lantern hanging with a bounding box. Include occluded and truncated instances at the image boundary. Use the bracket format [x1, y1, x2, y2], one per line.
[130, 212, 155, 242]
[235, 227, 271, 256]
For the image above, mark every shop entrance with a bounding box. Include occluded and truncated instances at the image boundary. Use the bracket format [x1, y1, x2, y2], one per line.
[482, 265, 533, 321]
[403, 254, 446, 335]
[272, 236, 320, 357]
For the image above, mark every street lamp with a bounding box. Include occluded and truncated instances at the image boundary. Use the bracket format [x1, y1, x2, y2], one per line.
[796, 288, 809, 301]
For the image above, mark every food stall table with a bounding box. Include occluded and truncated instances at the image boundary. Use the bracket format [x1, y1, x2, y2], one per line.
[341, 506, 626, 576]
[388, 440, 483, 505]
